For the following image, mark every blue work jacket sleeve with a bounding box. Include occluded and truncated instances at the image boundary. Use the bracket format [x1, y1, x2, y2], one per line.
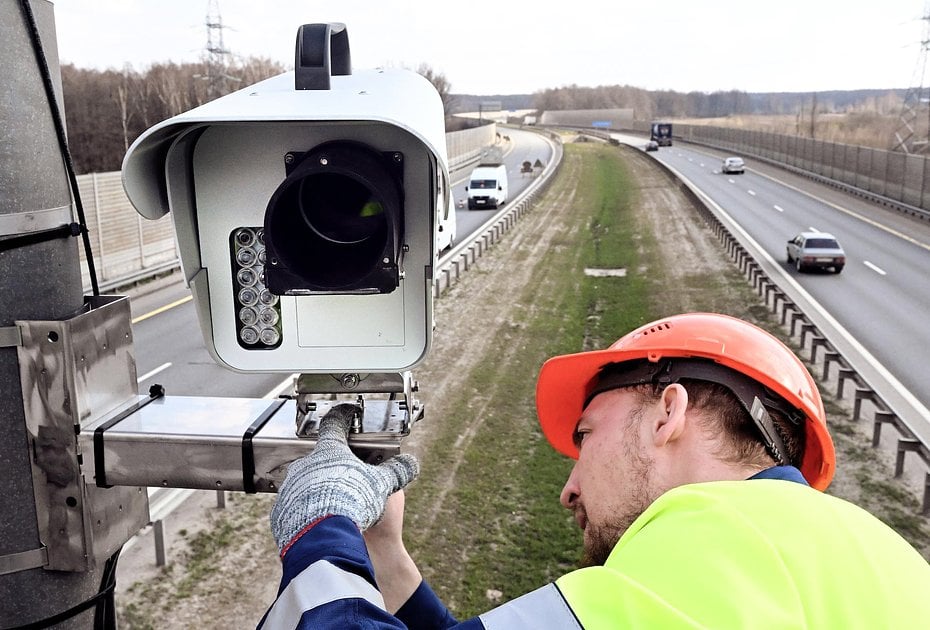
[395, 580, 477, 630]
[257, 514, 484, 629]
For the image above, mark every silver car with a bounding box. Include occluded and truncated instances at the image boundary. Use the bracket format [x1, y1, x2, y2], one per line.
[721, 157, 745, 174]
[786, 232, 846, 273]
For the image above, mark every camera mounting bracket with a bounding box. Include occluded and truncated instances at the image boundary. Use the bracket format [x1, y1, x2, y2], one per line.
[293, 371, 423, 446]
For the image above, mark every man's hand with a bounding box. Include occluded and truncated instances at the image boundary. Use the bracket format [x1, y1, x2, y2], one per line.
[364, 491, 423, 614]
[270, 403, 419, 554]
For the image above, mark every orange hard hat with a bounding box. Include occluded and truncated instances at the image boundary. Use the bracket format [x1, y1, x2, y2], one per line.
[535, 312, 835, 490]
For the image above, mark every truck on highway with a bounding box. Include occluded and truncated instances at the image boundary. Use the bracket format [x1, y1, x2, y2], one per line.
[465, 164, 508, 210]
[650, 121, 673, 147]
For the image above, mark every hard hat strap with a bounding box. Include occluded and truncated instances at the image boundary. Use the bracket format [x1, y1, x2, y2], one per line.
[587, 358, 803, 466]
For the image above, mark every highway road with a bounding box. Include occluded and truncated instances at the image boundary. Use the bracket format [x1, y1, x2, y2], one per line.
[615, 132, 930, 441]
[450, 127, 553, 242]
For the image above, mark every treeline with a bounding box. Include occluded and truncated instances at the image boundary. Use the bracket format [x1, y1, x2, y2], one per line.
[64, 56, 905, 174]
[534, 85, 753, 119]
[531, 84, 905, 120]
[62, 57, 286, 174]
[452, 85, 905, 121]
[62, 59, 456, 175]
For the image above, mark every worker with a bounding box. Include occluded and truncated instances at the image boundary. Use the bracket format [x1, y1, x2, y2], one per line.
[259, 312, 930, 628]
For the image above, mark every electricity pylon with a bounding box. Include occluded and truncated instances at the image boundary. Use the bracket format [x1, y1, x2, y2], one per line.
[894, 2, 930, 153]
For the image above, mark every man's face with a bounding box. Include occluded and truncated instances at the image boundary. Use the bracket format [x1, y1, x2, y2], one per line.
[559, 387, 662, 566]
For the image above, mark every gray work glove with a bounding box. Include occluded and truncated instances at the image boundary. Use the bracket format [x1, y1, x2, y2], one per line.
[270, 403, 419, 553]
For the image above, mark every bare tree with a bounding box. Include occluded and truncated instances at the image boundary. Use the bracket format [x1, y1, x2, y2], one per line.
[415, 63, 454, 113]
[115, 65, 139, 152]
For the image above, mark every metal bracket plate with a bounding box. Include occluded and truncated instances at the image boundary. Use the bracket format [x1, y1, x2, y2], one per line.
[15, 295, 149, 572]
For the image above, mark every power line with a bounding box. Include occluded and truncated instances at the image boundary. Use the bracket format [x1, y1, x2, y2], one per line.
[199, 0, 239, 99]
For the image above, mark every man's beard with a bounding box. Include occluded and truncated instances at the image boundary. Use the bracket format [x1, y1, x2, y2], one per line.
[578, 445, 656, 567]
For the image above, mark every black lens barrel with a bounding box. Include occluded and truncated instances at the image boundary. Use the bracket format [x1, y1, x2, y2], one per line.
[263, 141, 403, 294]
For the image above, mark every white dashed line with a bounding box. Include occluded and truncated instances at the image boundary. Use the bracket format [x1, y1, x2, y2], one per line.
[864, 261, 887, 276]
[138, 362, 172, 383]
[748, 190, 756, 196]
[773, 205, 785, 212]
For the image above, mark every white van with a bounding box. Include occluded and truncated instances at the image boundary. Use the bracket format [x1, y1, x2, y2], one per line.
[466, 164, 508, 210]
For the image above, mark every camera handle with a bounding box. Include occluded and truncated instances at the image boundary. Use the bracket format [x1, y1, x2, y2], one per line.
[295, 22, 351, 91]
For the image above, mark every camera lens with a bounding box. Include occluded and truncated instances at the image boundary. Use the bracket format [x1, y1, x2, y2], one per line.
[298, 173, 385, 245]
[264, 141, 402, 293]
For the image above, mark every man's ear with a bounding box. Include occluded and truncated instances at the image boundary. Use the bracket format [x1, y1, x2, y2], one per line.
[653, 383, 689, 447]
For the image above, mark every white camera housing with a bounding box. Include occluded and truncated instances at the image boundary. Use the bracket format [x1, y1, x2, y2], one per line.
[123, 25, 449, 373]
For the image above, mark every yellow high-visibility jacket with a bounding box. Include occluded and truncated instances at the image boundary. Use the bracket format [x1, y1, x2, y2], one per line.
[550, 478, 930, 628]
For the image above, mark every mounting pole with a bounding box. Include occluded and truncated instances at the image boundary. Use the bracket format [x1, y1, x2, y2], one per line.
[0, 1, 114, 627]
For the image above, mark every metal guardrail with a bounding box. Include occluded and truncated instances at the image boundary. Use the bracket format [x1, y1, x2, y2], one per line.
[639, 147, 930, 514]
[625, 120, 930, 218]
[679, 137, 930, 224]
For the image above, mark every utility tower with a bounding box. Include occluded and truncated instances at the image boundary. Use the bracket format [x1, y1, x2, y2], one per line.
[893, 2, 930, 153]
[202, 0, 235, 99]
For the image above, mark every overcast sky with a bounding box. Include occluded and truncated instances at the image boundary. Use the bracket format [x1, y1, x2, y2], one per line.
[51, 0, 929, 95]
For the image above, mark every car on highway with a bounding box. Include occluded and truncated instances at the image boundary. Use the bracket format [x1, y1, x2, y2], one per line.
[721, 157, 746, 174]
[645, 140, 659, 152]
[786, 231, 846, 273]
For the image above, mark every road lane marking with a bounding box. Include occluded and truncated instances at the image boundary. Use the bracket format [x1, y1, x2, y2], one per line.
[748, 190, 756, 196]
[132, 295, 193, 324]
[139, 362, 172, 383]
[864, 261, 887, 275]
[662, 161, 930, 427]
[755, 169, 930, 252]
[773, 205, 785, 212]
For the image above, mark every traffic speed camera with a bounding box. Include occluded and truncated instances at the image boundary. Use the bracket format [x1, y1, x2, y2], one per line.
[122, 24, 450, 373]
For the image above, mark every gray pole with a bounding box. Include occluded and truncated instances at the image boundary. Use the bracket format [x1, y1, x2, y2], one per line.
[1, 1, 106, 627]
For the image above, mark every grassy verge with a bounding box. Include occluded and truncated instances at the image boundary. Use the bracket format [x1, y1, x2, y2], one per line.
[404, 145, 650, 614]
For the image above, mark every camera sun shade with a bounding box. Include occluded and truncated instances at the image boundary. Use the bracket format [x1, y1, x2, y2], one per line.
[264, 141, 404, 295]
